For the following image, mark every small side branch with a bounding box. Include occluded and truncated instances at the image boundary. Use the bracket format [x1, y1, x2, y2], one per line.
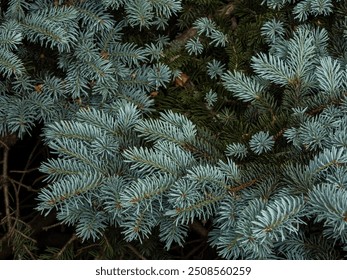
[2, 147, 11, 230]
[55, 234, 77, 260]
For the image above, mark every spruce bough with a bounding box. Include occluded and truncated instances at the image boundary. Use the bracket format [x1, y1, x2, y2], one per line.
[1, 0, 347, 259]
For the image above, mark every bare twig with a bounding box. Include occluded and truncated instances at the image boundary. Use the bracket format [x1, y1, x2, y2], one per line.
[23, 244, 36, 260]
[190, 221, 209, 238]
[19, 139, 41, 186]
[42, 222, 62, 231]
[76, 243, 99, 258]
[185, 242, 205, 259]
[55, 234, 77, 259]
[0, 139, 10, 150]
[9, 177, 38, 192]
[125, 244, 147, 260]
[13, 226, 38, 244]
[10, 168, 39, 174]
[2, 147, 11, 230]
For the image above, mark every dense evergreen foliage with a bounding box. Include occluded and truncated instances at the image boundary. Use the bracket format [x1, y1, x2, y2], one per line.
[0, 0, 346, 259]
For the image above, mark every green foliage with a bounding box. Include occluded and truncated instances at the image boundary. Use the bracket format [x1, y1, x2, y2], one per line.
[0, 0, 179, 138]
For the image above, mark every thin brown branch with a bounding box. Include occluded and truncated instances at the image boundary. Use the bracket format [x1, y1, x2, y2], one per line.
[76, 243, 99, 258]
[42, 222, 62, 231]
[227, 178, 258, 193]
[14, 180, 20, 222]
[23, 244, 36, 260]
[190, 221, 209, 238]
[32, 174, 48, 187]
[10, 168, 39, 174]
[9, 177, 38, 192]
[185, 242, 205, 259]
[13, 227, 38, 244]
[0, 139, 10, 150]
[55, 234, 77, 260]
[170, 238, 205, 251]
[19, 139, 41, 186]
[2, 147, 11, 230]
[125, 244, 147, 260]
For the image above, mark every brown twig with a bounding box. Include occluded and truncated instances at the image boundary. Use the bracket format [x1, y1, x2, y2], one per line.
[185, 242, 206, 259]
[228, 178, 258, 193]
[55, 234, 77, 259]
[75, 243, 99, 258]
[190, 221, 209, 238]
[10, 168, 39, 174]
[42, 222, 63, 231]
[0, 139, 10, 150]
[19, 139, 41, 185]
[23, 244, 36, 260]
[9, 177, 38, 192]
[125, 244, 147, 260]
[2, 146, 12, 230]
[13, 225, 37, 244]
